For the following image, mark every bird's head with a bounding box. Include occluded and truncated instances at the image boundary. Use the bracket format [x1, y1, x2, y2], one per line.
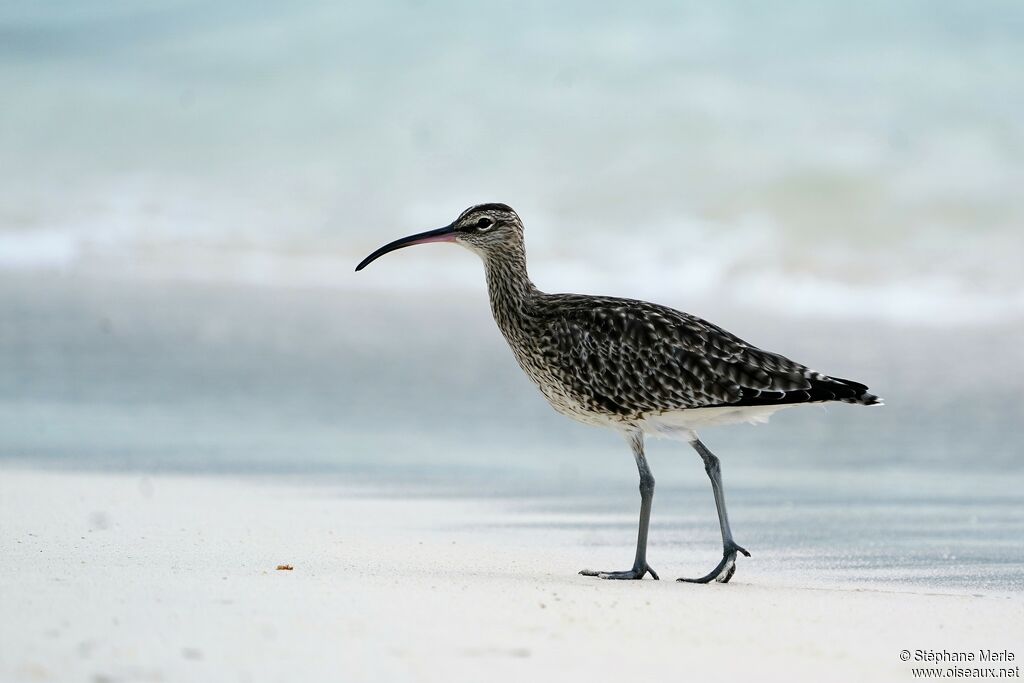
[355, 203, 524, 271]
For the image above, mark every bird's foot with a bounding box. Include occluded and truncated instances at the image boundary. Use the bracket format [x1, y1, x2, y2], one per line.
[676, 542, 750, 584]
[579, 563, 659, 580]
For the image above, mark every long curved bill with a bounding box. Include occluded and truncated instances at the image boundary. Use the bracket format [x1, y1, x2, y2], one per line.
[355, 224, 457, 271]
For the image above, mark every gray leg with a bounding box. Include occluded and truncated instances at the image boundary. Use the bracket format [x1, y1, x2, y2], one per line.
[580, 430, 659, 580]
[677, 437, 750, 584]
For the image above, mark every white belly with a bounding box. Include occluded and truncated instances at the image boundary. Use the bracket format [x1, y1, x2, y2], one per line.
[636, 404, 799, 441]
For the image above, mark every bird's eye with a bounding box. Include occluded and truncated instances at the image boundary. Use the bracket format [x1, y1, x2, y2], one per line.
[475, 217, 495, 231]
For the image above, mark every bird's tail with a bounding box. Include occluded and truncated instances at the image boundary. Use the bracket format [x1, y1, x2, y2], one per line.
[826, 377, 883, 406]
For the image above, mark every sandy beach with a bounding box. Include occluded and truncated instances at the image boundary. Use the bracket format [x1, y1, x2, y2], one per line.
[2, 467, 1019, 683]
[5, 1, 1024, 680]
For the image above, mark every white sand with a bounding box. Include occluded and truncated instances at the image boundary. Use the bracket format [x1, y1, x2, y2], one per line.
[1, 468, 1020, 683]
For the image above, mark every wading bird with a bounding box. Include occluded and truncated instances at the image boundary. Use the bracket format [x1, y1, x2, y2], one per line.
[356, 203, 880, 583]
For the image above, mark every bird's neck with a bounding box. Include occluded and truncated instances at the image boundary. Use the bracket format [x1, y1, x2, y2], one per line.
[483, 244, 537, 331]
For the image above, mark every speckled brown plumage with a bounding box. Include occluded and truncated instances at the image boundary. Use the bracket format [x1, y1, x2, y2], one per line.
[509, 293, 876, 421]
[469, 204, 879, 430]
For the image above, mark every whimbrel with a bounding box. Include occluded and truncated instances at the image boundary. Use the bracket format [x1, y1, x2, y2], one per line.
[356, 203, 880, 583]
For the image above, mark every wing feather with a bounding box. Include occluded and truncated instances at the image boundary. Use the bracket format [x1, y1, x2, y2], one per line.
[525, 294, 878, 418]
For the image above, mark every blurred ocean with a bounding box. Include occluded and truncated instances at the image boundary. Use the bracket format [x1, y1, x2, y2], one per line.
[2, 0, 1023, 322]
[1, 1, 1022, 589]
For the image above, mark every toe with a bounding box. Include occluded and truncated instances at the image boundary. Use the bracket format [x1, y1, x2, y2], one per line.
[677, 549, 743, 584]
[715, 557, 738, 583]
[598, 571, 634, 580]
[726, 541, 751, 557]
